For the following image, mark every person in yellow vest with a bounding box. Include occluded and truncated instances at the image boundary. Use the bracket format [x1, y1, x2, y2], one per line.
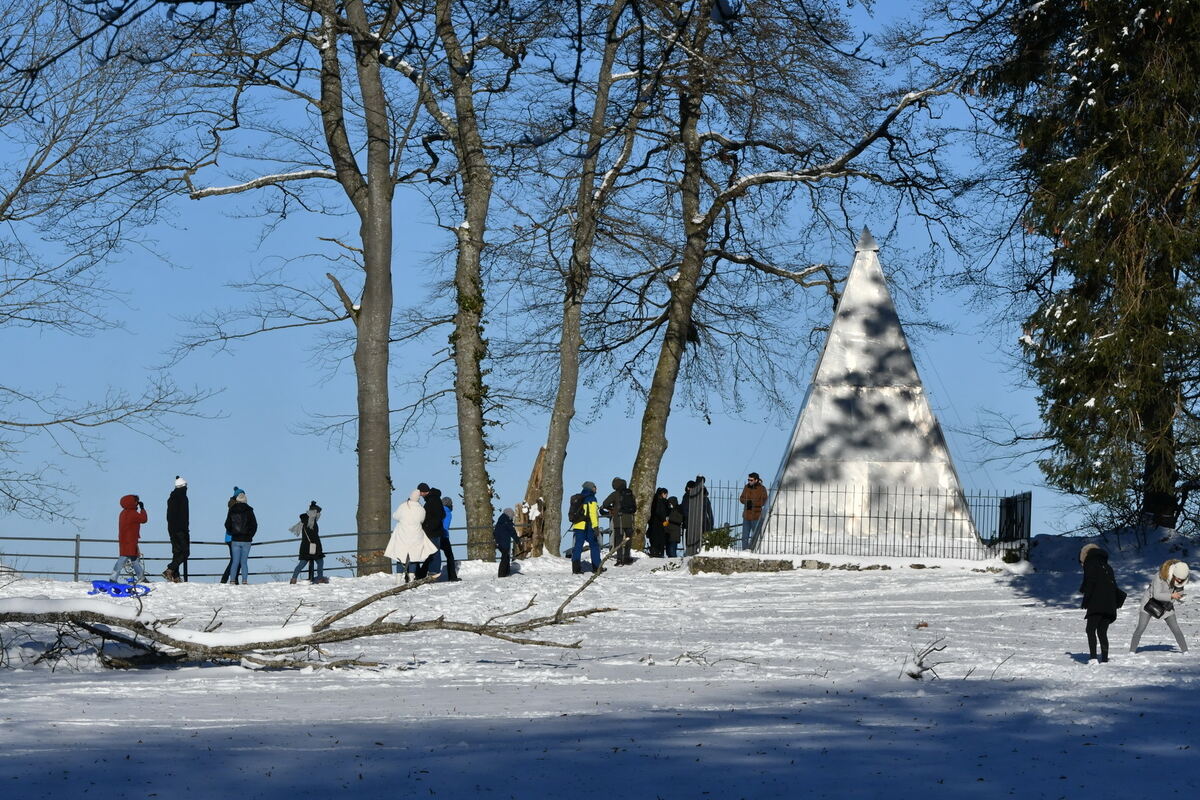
[569, 481, 602, 574]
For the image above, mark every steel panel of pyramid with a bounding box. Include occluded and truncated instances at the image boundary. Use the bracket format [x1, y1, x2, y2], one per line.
[757, 229, 985, 556]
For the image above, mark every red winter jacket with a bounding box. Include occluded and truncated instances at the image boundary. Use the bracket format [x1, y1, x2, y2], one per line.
[118, 494, 148, 556]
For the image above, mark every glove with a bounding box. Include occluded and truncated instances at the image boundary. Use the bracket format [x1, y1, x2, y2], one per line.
[137, 501, 145, 511]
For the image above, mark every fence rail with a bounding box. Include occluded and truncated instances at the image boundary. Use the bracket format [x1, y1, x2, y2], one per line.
[0, 527, 492, 582]
[706, 482, 1031, 560]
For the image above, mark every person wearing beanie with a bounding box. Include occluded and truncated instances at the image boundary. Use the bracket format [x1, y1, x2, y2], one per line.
[290, 501, 327, 584]
[600, 477, 637, 566]
[1078, 544, 1125, 663]
[223, 489, 258, 585]
[1130, 559, 1190, 654]
[109, 494, 148, 583]
[569, 481, 601, 574]
[493, 508, 520, 578]
[163, 476, 190, 582]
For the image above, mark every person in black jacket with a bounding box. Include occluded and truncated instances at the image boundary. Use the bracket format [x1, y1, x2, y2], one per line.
[290, 501, 326, 584]
[163, 476, 189, 582]
[493, 507, 520, 578]
[415, 486, 446, 580]
[1079, 543, 1124, 663]
[224, 490, 258, 585]
[600, 477, 637, 566]
[646, 487, 670, 558]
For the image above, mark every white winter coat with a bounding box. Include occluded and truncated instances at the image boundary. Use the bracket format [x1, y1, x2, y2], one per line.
[385, 491, 439, 563]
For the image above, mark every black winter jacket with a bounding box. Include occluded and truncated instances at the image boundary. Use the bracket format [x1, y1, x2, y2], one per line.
[166, 487, 189, 533]
[421, 489, 446, 539]
[225, 502, 258, 542]
[1080, 548, 1122, 620]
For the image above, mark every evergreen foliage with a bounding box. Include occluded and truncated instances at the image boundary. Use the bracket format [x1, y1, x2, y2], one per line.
[978, 2, 1200, 527]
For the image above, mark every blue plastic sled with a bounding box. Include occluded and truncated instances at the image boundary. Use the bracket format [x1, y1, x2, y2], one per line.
[89, 580, 151, 598]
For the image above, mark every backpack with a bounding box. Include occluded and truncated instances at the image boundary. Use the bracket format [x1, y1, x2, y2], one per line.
[619, 488, 636, 514]
[567, 493, 586, 524]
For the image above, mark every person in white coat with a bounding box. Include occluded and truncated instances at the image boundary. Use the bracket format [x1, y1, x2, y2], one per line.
[385, 490, 439, 583]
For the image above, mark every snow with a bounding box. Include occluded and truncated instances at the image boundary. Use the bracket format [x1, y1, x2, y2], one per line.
[2, 535, 1198, 798]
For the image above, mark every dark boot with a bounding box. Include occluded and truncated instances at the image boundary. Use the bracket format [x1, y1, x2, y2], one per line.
[572, 561, 582, 574]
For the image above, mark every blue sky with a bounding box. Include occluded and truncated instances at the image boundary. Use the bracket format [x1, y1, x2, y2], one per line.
[5, 173, 1071, 571]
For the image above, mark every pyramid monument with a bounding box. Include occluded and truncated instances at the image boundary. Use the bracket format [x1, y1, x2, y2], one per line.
[755, 229, 984, 556]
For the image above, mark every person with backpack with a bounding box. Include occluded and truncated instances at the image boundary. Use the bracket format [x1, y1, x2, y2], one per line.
[1129, 559, 1190, 654]
[290, 501, 326, 584]
[600, 477, 637, 566]
[1078, 543, 1125, 663]
[224, 490, 258, 585]
[162, 476, 189, 582]
[108, 494, 148, 583]
[569, 481, 601, 574]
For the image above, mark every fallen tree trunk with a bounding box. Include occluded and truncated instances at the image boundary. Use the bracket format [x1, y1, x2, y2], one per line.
[0, 577, 614, 670]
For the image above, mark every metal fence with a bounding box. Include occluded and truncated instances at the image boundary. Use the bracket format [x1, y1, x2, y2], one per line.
[706, 482, 1031, 560]
[0, 527, 488, 583]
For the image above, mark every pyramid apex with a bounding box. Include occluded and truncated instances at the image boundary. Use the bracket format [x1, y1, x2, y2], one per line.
[855, 227, 879, 252]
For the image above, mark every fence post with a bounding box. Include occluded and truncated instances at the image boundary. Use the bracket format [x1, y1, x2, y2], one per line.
[73, 534, 81, 582]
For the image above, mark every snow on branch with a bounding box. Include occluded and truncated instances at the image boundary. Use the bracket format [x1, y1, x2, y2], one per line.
[189, 169, 338, 199]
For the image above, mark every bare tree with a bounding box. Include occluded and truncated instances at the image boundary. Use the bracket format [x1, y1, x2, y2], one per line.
[0, 2, 212, 519]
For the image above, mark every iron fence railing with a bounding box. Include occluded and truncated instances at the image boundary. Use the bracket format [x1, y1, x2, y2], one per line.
[705, 482, 1031, 560]
[0, 526, 491, 582]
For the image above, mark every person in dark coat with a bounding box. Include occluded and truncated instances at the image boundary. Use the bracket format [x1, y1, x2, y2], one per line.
[665, 496, 684, 558]
[682, 476, 713, 556]
[600, 477, 637, 565]
[109, 494, 148, 582]
[290, 501, 326, 584]
[493, 507, 520, 578]
[224, 490, 258, 585]
[1079, 543, 1124, 663]
[416, 487, 447, 580]
[646, 488, 670, 558]
[163, 476, 189, 582]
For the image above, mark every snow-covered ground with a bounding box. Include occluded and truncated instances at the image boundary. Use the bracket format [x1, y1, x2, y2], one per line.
[2, 535, 1197, 799]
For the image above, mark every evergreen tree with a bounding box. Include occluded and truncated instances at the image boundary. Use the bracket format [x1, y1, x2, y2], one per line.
[979, 2, 1200, 528]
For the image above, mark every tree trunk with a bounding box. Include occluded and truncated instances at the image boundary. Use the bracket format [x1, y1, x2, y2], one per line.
[438, 0, 496, 559]
[540, 0, 631, 557]
[1139, 258, 1180, 528]
[319, 0, 395, 574]
[628, 29, 711, 540]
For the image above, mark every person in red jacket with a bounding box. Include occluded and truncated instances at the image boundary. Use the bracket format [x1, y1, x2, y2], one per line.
[108, 494, 148, 582]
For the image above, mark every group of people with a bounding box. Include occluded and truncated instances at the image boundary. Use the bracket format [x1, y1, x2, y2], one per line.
[109, 470, 777, 585]
[385, 482, 462, 583]
[1078, 544, 1190, 662]
[564, 472, 769, 571]
[108, 477, 326, 586]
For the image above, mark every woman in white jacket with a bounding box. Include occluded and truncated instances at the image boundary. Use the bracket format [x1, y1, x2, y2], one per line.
[385, 490, 439, 583]
[1129, 560, 1189, 654]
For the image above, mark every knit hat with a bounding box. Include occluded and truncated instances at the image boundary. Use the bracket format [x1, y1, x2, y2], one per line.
[582, 480, 597, 493]
[502, 507, 515, 518]
[175, 476, 187, 488]
[232, 486, 243, 498]
[1170, 562, 1190, 583]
